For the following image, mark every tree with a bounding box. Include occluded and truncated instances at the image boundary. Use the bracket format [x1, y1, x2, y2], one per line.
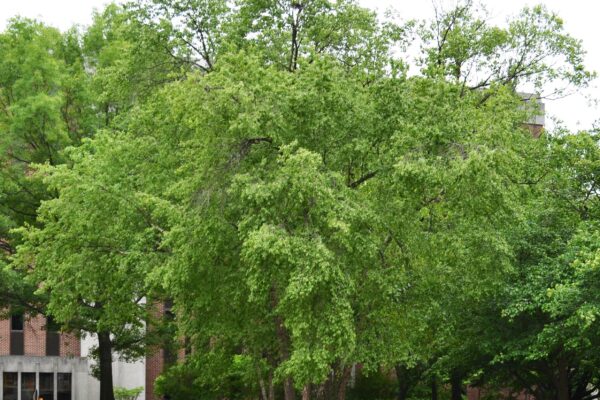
[419, 2, 594, 97]
[139, 0, 406, 78]
[8, 5, 186, 400]
[8, 2, 597, 400]
[15, 131, 173, 400]
[491, 131, 600, 400]
[0, 18, 96, 315]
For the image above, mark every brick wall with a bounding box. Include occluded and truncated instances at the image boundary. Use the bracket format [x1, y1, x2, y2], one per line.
[0, 314, 80, 357]
[60, 332, 81, 357]
[528, 124, 544, 138]
[146, 347, 164, 400]
[146, 301, 165, 400]
[145, 300, 189, 400]
[0, 316, 9, 355]
[24, 314, 46, 356]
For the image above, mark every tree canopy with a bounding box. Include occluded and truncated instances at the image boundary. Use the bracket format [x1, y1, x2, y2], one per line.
[1, 1, 598, 400]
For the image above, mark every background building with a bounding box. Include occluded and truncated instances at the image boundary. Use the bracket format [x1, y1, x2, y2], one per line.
[0, 313, 149, 400]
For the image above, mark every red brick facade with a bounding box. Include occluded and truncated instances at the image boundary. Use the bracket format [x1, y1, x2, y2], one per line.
[0, 314, 80, 357]
[0, 317, 9, 355]
[60, 331, 80, 357]
[145, 346, 165, 400]
[145, 301, 187, 400]
[24, 314, 46, 356]
[145, 302, 165, 400]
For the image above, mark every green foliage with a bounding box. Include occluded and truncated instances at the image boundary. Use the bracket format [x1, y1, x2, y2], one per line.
[0, 17, 96, 314]
[418, 1, 594, 95]
[154, 355, 263, 400]
[348, 369, 396, 400]
[114, 386, 143, 400]
[1, 1, 598, 400]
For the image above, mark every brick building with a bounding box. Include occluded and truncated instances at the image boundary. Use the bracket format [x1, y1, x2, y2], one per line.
[0, 313, 89, 400]
[0, 310, 165, 400]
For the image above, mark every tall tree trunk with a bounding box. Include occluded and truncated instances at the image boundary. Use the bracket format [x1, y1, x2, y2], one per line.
[259, 372, 268, 400]
[337, 366, 352, 400]
[269, 371, 276, 400]
[315, 382, 327, 400]
[557, 355, 570, 400]
[450, 371, 462, 400]
[272, 286, 295, 400]
[277, 320, 295, 400]
[316, 370, 334, 400]
[98, 331, 115, 400]
[395, 365, 410, 400]
[431, 376, 438, 400]
[284, 377, 296, 400]
[302, 384, 311, 400]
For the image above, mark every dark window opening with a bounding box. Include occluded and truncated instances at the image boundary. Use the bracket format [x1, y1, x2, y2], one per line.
[10, 313, 23, 331]
[2, 372, 18, 400]
[46, 331, 60, 356]
[21, 373, 35, 400]
[46, 316, 60, 332]
[10, 313, 24, 356]
[164, 346, 177, 366]
[2, 372, 71, 400]
[164, 299, 178, 365]
[46, 316, 60, 356]
[10, 313, 24, 355]
[9, 331, 24, 355]
[39, 372, 54, 400]
[57, 373, 72, 400]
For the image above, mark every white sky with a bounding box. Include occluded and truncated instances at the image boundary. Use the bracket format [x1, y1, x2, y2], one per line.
[0, 0, 598, 131]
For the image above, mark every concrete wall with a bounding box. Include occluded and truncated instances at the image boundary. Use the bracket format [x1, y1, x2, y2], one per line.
[0, 355, 90, 399]
[81, 333, 146, 400]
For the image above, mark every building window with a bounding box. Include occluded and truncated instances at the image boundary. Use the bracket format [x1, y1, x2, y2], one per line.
[1, 372, 71, 400]
[2, 372, 18, 400]
[57, 373, 72, 400]
[46, 316, 61, 356]
[163, 300, 177, 366]
[10, 313, 24, 356]
[21, 372, 35, 400]
[10, 314, 23, 331]
[39, 372, 55, 400]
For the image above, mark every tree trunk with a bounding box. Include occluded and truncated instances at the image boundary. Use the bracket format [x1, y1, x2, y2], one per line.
[272, 286, 295, 400]
[316, 370, 334, 400]
[302, 384, 310, 400]
[259, 373, 268, 400]
[269, 371, 276, 400]
[395, 365, 410, 400]
[284, 377, 296, 400]
[450, 371, 462, 400]
[337, 366, 352, 400]
[315, 382, 327, 400]
[557, 355, 570, 400]
[431, 376, 438, 400]
[98, 331, 115, 400]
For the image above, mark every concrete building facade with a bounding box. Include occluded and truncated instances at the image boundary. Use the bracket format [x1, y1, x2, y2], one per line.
[0, 313, 150, 400]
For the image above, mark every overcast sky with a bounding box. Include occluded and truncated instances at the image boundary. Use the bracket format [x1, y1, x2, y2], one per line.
[0, 0, 598, 131]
